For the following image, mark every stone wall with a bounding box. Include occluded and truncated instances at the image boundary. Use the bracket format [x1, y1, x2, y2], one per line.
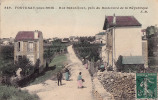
[97, 71, 136, 100]
[92, 76, 114, 100]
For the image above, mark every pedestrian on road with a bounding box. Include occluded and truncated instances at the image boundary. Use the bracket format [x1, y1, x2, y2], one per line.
[65, 68, 70, 81]
[77, 72, 84, 88]
[57, 71, 62, 86]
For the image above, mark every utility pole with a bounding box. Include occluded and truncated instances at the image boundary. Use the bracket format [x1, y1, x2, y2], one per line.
[112, 14, 116, 71]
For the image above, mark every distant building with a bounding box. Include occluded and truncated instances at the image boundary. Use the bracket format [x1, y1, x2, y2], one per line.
[69, 36, 76, 42]
[69, 36, 79, 43]
[53, 37, 59, 41]
[103, 14, 144, 70]
[95, 32, 106, 44]
[2, 40, 10, 45]
[1, 37, 14, 45]
[14, 30, 44, 66]
[61, 38, 70, 43]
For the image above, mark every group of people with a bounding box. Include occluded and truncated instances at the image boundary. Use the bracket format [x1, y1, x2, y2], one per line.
[57, 69, 84, 88]
[57, 68, 70, 86]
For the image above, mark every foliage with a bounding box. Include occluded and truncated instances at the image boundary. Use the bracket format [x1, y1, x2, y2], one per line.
[146, 26, 157, 38]
[73, 41, 101, 62]
[0, 57, 14, 78]
[116, 55, 123, 72]
[146, 26, 158, 58]
[148, 57, 158, 66]
[44, 39, 67, 60]
[79, 36, 95, 43]
[31, 54, 67, 85]
[49, 54, 67, 67]
[14, 56, 34, 76]
[34, 59, 40, 73]
[0, 85, 39, 100]
[0, 45, 14, 60]
[1, 63, 17, 77]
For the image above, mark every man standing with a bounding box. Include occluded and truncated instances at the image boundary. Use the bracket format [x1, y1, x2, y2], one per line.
[57, 71, 62, 86]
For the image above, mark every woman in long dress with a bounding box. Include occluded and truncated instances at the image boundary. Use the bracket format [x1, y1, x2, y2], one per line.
[65, 68, 69, 81]
[77, 72, 83, 88]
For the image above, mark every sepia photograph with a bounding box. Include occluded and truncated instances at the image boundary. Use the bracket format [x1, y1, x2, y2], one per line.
[0, 0, 158, 100]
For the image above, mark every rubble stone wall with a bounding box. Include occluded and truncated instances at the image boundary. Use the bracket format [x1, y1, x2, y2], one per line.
[92, 76, 114, 100]
[97, 71, 136, 100]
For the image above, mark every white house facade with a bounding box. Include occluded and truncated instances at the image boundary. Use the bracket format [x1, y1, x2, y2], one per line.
[103, 14, 144, 70]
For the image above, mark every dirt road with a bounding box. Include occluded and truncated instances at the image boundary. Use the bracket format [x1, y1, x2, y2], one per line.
[22, 45, 93, 100]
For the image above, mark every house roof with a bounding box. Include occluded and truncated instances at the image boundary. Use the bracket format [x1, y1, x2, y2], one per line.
[103, 16, 141, 30]
[122, 56, 144, 65]
[15, 31, 42, 41]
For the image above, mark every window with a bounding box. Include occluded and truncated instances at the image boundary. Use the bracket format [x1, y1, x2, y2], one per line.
[18, 55, 22, 61]
[17, 42, 20, 51]
[17, 42, 23, 52]
[28, 42, 34, 52]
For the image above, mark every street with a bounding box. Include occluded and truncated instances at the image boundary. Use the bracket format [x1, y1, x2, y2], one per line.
[22, 45, 93, 100]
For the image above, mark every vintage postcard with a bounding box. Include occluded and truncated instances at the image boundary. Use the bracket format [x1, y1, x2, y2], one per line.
[0, 0, 158, 100]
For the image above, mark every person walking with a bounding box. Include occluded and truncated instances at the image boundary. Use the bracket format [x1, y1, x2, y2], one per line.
[77, 72, 84, 88]
[65, 68, 70, 81]
[57, 71, 62, 86]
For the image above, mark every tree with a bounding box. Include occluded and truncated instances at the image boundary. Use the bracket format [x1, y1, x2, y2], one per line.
[1, 46, 14, 60]
[34, 59, 40, 74]
[14, 56, 34, 76]
[1, 63, 17, 77]
[116, 56, 123, 72]
[146, 26, 157, 38]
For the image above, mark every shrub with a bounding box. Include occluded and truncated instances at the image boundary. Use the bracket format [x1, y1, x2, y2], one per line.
[14, 56, 34, 77]
[116, 56, 123, 72]
[1, 63, 17, 77]
[0, 45, 14, 60]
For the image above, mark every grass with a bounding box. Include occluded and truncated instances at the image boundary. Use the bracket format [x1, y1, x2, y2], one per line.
[0, 59, 38, 100]
[0, 85, 39, 100]
[30, 54, 68, 85]
[49, 54, 67, 67]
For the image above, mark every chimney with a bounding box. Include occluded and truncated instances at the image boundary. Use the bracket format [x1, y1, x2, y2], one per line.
[34, 30, 38, 39]
[113, 13, 116, 25]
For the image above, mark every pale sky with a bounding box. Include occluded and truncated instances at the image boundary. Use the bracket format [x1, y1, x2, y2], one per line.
[0, 0, 158, 38]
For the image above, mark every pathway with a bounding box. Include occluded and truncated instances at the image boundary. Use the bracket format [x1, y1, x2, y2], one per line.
[22, 45, 93, 100]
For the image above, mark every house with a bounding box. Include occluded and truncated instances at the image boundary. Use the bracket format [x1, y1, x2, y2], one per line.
[103, 14, 144, 70]
[95, 32, 107, 61]
[14, 30, 44, 66]
[95, 32, 106, 44]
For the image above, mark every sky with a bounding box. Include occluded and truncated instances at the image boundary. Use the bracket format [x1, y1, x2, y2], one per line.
[0, 0, 158, 38]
